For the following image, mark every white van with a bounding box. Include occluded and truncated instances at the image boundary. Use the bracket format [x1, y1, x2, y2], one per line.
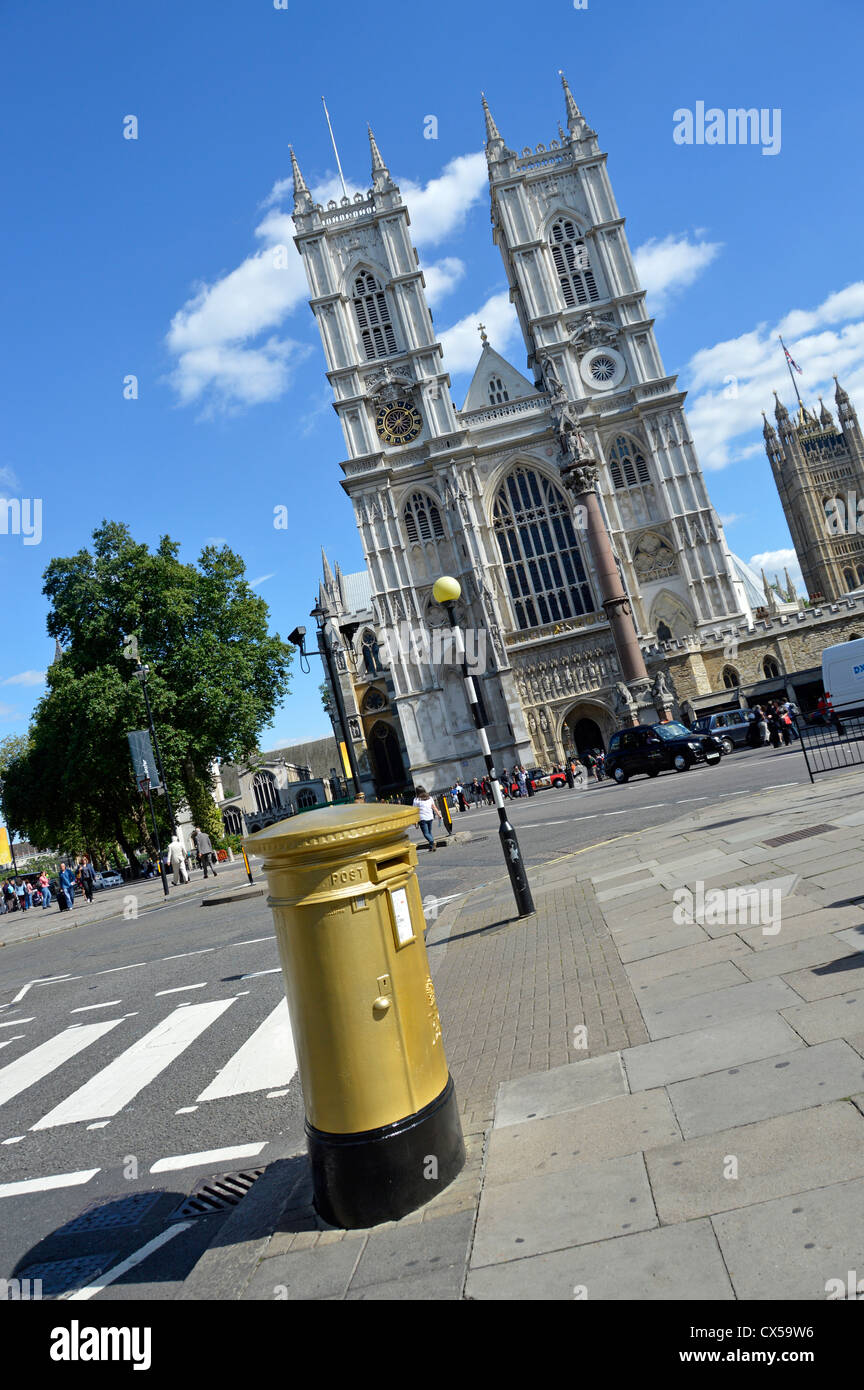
[821, 637, 864, 714]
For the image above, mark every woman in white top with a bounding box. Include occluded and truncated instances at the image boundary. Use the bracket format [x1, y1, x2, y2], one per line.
[412, 786, 443, 852]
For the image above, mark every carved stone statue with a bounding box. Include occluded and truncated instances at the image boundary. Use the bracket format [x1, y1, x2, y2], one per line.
[613, 680, 637, 717]
[651, 669, 674, 703]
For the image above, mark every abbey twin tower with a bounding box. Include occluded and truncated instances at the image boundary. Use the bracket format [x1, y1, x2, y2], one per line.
[289, 76, 864, 794]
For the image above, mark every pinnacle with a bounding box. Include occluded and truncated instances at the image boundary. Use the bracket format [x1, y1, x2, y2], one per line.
[559, 70, 582, 131]
[481, 92, 502, 144]
[368, 124, 388, 175]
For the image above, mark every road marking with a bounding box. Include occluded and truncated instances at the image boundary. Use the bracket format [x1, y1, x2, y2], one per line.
[602, 810, 628, 816]
[196, 999, 297, 1102]
[2, 1136, 25, 1144]
[0, 1168, 100, 1199]
[234, 936, 274, 946]
[640, 804, 664, 809]
[64, 1222, 194, 1300]
[161, 949, 215, 962]
[70, 1002, 121, 1013]
[239, 968, 282, 981]
[0, 1037, 26, 1050]
[149, 1142, 267, 1174]
[175, 1106, 198, 1114]
[94, 962, 146, 976]
[0, 1020, 124, 1108]
[86, 1121, 110, 1130]
[0, 975, 73, 1012]
[31, 1000, 235, 1130]
[267, 1088, 291, 1099]
[765, 781, 800, 788]
[155, 983, 208, 996]
[0, 1018, 34, 1028]
[679, 797, 709, 803]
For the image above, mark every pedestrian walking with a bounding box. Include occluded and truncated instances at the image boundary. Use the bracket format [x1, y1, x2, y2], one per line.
[58, 861, 76, 909]
[753, 705, 769, 745]
[193, 827, 218, 878]
[516, 767, 527, 797]
[79, 856, 97, 902]
[412, 786, 442, 851]
[38, 870, 52, 909]
[167, 833, 190, 885]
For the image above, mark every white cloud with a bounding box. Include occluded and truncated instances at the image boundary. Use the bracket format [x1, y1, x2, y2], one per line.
[0, 702, 21, 720]
[633, 233, 722, 316]
[249, 573, 275, 588]
[1, 670, 46, 687]
[719, 513, 743, 527]
[423, 257, 466, 306]
[439, 291, 521, 375]
[0, 466, 21, 497]
[168, 153, 488, 412]
[749, 549, 804, 594]
[684, 281, 864, 470]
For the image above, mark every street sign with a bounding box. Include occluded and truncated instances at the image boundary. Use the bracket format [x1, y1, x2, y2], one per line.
[127, 730, 161, 791]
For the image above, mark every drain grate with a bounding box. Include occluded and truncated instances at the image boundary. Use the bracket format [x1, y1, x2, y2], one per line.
[171, 1168, 264, 1219]
[14, 1254, 119, 1299]
[64, 1191, 165, 1232]
[763, 822, 835, 847]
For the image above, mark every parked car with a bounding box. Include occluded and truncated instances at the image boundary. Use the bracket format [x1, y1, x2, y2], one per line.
[95, 870, 124, 889]
[605, 721, 723, 784]
[506, 767, 550, 794]
[691, 708, 756, 754]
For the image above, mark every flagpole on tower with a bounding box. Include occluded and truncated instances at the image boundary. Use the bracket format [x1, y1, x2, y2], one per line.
[321, 96, 348, 199]
[778, 335, 804, 410]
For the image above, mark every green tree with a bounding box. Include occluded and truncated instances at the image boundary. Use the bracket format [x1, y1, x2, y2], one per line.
[4, 523, 292, 873]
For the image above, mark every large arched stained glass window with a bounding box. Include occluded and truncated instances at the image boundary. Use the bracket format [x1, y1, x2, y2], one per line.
[492, 467, 594, 630]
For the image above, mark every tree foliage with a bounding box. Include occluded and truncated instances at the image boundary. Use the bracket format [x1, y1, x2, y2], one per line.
[3, 523, 292, 867]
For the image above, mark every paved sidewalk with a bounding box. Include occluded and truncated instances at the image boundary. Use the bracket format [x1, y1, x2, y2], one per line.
[0, 858, 255, 948]
[182, 768, 864, 1301]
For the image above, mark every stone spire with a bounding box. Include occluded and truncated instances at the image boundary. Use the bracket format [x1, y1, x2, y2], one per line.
[819, 396, 833, 427]
[481, 92, 511, 162]
[368, 126, 393, 192]
[762, 411, 776, 439]
[774, 391, 790, 423]
[321, 547, 335, 589]
[290, 146, 313, 213]
[784, 566, 798, 600]
[559, 70, 584, 136]
[52, 636, 64, 665]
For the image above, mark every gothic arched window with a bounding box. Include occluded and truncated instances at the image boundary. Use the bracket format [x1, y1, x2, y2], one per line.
[657, 621, 673, 642]
[858, 568, 864, 587]
[488, 376, 509, 405]
[549, 219, 599, 308]
[843, 568, 856, 590]
[722, 666, 740, 689]
[297, 788, 318, 809]
[352, 272, 397, 360]
[253, 770, 278, 813]
[222, 806, 243, 836]
[492, 466, 593, 630]
[607, 435, 651, 489]
[361, 629, 382, 675]
[403, 492, 445, 544]
[763, 656, 781, 679]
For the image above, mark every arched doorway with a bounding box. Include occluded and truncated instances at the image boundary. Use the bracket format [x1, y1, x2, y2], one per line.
[368, 721, 406, 792]
[569, 717, 605, 757]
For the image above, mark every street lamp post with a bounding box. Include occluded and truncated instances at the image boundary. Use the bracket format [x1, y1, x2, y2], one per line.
[289, 607, 362, 799]
[139, 774, 170, 898]
[432, 576, 534, 919]
[132, 663, 178, 836]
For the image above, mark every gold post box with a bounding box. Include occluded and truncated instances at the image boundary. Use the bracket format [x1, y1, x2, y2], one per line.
[245, 802, 465, 1228]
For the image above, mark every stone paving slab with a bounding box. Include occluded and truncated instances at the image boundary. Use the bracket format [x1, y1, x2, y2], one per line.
[633, 959, 749, 1009]
[667, 1040, 864, 1139]
[780, 954, 864, 1001]
[781, 989, 864, 1044]
[484, 1090, 680, 1187]
[736, 904, 864, 951]
[471, 1152, 656, 1267]
[466, 1218, 734, 1301]
[244, 1237, 365, 1301]
[348, 1210, 474, 1292]
[645, 1101, 864, 1224]
[641, 977, 801, 1041]
[734, 934, 859, 981]
[831, 926, 864, 953]
[623, 1013, 802, 1093]
[494, 1051, 627, 1128]
[712, 1177, 864, 1300]
[625, 936, 754, 989]
[617, 923, 708, 963]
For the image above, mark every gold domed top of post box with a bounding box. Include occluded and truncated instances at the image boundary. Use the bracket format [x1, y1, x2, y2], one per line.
[244, 802, 417, 860]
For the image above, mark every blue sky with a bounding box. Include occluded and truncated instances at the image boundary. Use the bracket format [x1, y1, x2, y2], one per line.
[2, 0, 863, 751]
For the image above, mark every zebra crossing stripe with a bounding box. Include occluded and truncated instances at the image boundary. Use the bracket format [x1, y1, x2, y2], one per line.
[0, 1169, 100, 1200]
[195, 998, 296, 1102]
[0, 1021, 124, 1109]
[30, 1000, 236, 1131]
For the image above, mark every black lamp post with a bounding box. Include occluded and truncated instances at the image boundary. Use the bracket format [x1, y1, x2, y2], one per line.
[289, 605, 362, 799]
[432, 575, 534, 919]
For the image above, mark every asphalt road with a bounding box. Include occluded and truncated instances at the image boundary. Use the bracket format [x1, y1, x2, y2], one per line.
[0, 739, 809, 1300]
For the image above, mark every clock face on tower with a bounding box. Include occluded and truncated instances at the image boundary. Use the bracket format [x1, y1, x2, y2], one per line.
[375, 399, 422, 446]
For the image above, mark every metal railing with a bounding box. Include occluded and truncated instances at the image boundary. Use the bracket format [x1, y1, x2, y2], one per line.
[796, 709, 864, 782]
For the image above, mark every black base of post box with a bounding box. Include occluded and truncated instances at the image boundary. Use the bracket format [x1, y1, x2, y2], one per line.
[306, 1074, 466, 1229]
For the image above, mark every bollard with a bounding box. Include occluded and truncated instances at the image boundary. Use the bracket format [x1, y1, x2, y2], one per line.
[437, 794, 453, 836]
[245, 803, 465, 1229]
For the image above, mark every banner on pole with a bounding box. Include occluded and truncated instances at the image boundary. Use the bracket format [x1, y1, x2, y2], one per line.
[127, 730, 161, 791]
